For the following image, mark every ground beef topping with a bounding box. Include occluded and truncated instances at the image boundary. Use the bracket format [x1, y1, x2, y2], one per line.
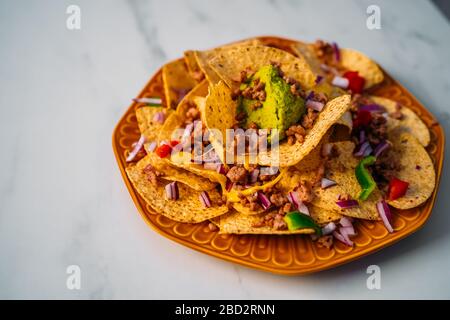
[226, 165, 248, 184]
[371, 149, 403, 189]
[351, 95, 389, 147]
[252, 211, 287, 231]
[301, 108, 319, 130]
[286, 124, 306, 145]
[249, 187, 298, 231]
[295, 180, 314, 203]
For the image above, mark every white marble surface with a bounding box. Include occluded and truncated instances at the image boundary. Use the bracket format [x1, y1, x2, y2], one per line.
[0, 0, 449, 299]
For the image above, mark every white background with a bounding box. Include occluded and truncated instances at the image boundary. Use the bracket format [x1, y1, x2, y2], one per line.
[0, 0, 449, 299]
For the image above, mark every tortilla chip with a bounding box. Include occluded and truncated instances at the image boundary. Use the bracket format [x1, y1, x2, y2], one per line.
[290, 41, 323, 75]
[232, 202, 265, 215]
[213, 211, 315, 235]
[311, 141, 381, 220]
[387, 132, 435, 209]
[143, 153, 217, 191]
[370, 96, 430, 146]
[156, 80, 227, 189]
[209, 45, 316, 90]
[193, 96, 207, 123]
[310, 206, 342, 225]
[203, 81, 237, 163]
[184, 50, 203, 82]
[162, 59, 197, 109]
[291, 42, 384, 89]
[192, 39, 263, 85]
[126, 156, 228, 223]
[165, 159, 227, 191]
[258, 94, 351, 167]
[136, 106, 173, 143]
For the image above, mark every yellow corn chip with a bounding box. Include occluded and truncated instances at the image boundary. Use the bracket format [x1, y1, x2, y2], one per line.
[387, 132, 435, 209]
[162, 59, 197, 109]
[370, 96, 430, 146]
[126, 156, 228, 223]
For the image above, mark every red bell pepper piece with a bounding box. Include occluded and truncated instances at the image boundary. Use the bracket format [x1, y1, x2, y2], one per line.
[343, 71, 365, 94]
[155, 144, 172, 158]
[353, 109, 372, 128]
[388, 177, 409, 201]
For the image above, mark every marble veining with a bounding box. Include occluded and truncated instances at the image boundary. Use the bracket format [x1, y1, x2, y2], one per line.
[0, 0, 449, 299]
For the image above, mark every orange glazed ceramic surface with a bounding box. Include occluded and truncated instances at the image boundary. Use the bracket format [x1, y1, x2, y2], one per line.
[112, 36, 444, 275]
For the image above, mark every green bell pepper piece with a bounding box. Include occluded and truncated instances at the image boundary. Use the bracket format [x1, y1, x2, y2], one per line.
[283, 211, 322, 236]
[355, 155, 377, 201]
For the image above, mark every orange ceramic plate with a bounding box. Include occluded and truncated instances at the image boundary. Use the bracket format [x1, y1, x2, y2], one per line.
[112, 36, 444, 275]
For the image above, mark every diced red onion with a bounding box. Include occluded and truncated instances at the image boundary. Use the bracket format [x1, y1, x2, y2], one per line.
[153, 111, 165, 124]
[306, 99, 325, 112]
[376, 200, 394, 233]
[199, 191, 212, 208]
[146, 141, 157, 153]
[338, 228, 354, 246]
[250, 168, 260, 183]
[336, 199, 359, 209]
[298, 201, 310, 216]
[359, 130, 366, 144]
[340, 216, 353, 227]
[257, 192, 271, 210]
[332, 42, 340, 62]
[359, 104, 386, 113]
[287, 191, 310, 215]
[340, 226, 356, 236]
[362, 144, 373, 157]
[333, 230, 353, 246]
[133, 97, 162, 105]
[126, 134, 146, 162]
[373, 140, 391, 158]
[322, 222, 337, 235]
[165, 182, 179, 200]
[216, 164, 227, 175]
[226, 180, 234, 192]
[321, 178, 337, 189]
[321, 143, 333, 157]
[354, 141, 371, 157]
[332, 76, 349, 89]
[306, 91, 315, 101]
[315, 75, 324, 84]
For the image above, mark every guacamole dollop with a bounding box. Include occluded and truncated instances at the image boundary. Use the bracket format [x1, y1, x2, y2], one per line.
[240, 65, 305, 141]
